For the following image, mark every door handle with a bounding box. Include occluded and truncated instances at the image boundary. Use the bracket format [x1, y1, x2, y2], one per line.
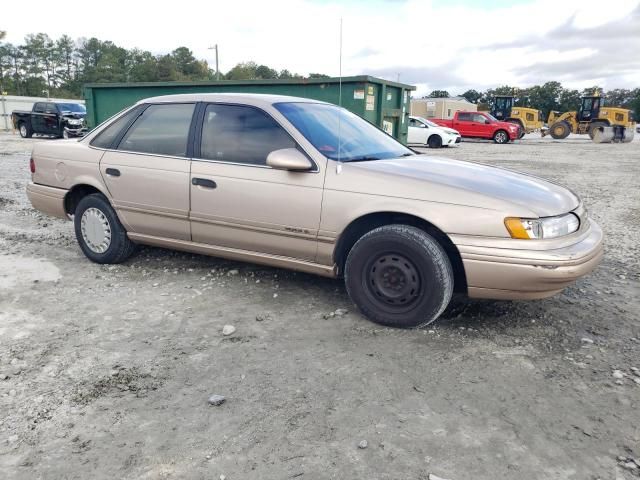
[192, 177, 217, 189]
[105, 168, 120, 177]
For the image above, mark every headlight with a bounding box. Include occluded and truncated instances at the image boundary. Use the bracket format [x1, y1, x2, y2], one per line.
[504, 213, 580, 239]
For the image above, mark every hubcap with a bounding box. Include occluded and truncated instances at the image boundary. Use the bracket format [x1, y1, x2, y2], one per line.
[496, 132, 506, 142]
[81, 208, 112, 253]
[20, 125, 27, 137]
[367, 253, 421, 306]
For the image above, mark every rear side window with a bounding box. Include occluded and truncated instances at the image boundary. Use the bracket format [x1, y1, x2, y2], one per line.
[34, 103, 45, 113]
[90, 106, 144, 149]
[457, 112, 472, 122]
[118, 103, 195, 157]
[200, 104, 296, 165]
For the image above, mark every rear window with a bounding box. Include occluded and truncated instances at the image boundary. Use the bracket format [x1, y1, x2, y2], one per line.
[118, 103, 196, 157]
[90, 106, 144, 149]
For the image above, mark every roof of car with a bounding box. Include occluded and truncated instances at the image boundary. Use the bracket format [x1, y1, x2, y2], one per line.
[138, 93, 328, 107]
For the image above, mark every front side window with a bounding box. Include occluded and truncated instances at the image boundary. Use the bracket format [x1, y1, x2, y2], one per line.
[90, 106, 144, 149]
[200, 104, 297, 165]
[274, 102, 412, 162]
[45, 103, 57, 114]
[473, 113, 487, 123]
[118, 103, 195, 157]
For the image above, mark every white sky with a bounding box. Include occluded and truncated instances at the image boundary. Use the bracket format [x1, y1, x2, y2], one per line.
[3, 0, 640, 96]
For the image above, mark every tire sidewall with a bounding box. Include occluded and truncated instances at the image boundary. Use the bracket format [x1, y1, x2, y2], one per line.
[428, 135, 442, 148]
[74, 194, 129, 264]
[345, 226, 453, 328]
[494, 130, 508, 144]
[19, 123, 28, 138]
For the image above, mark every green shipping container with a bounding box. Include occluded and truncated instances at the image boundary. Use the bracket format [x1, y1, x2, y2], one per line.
[83, 76, 415, 143]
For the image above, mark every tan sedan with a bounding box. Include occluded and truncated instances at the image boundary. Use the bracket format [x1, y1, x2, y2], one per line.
[26, 94, 603, 328]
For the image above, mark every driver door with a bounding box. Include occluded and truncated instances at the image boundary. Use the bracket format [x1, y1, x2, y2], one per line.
[408, 118, 428, 144]
[189, 103, 325, 261]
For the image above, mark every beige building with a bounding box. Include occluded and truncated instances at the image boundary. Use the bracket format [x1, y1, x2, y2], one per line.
[410, 96, 477, 120]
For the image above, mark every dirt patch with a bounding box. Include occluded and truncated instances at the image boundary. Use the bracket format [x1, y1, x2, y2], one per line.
[0, 132, 639, 480]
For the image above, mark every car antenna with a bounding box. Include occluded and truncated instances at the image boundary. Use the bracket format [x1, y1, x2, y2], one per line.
[336, 17, 343, 173]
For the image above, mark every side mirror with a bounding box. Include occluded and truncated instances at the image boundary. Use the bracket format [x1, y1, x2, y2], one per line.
[419, 123, 427, 128]
[266, 148, 314, 171]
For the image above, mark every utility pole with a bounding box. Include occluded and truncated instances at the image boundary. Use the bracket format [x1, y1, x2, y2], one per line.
[208, 44, 220, 81]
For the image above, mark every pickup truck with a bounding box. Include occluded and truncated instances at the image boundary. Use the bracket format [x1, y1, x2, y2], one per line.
[433, 111, 521, 144]
[12, 101, 87, 139]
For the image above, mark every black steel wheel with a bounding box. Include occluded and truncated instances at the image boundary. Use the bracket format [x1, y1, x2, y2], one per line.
[345, 224, 453, 328]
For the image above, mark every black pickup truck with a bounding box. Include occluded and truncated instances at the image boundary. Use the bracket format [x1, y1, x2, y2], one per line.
[12, 101, 87, 139]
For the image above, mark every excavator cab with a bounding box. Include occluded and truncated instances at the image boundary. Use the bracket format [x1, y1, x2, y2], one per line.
[491, 96, 513, 121]
[578, 96, 601, 122]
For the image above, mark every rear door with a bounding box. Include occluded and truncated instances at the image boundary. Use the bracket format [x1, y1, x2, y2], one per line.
[454, 112, 475, 136]
[99, 103, 196, 240]
[189, 102, 323, 261]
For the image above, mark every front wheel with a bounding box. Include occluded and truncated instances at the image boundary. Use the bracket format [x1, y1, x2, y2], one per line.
[74, 193, 137, 264]
[427, 135, 443, 148]
[493, 130, 509, 144]
[344, 225, 453, 328]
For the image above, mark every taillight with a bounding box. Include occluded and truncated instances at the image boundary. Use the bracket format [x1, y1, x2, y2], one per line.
[29, 157, 35, 173]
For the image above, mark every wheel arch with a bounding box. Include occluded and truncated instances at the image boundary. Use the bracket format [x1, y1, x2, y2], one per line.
[64, 182, 110, 215]
[427, 133, 442, 146]
[333, 211, 467, 293]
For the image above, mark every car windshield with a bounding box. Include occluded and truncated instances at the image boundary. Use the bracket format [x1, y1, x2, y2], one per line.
[57, 103, 86, 114]
[274, 102, 413, 162]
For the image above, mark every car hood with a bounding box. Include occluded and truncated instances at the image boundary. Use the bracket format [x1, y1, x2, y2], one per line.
[341, 155, 579, 217]
[442, 127, 460, 135]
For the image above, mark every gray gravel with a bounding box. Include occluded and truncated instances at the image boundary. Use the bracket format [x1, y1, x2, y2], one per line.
[0, 131, 639, 479]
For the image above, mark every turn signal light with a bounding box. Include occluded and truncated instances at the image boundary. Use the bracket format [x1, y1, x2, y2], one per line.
[29, 157, 35, 173]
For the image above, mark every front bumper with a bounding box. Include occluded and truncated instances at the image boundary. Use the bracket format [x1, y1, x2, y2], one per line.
[453, 221, 604, 300]
[444, 134, 461, 147]
[26, 183, 69, 219]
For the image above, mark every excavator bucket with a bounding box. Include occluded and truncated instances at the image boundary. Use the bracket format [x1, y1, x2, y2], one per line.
[591, 126, 615, 143]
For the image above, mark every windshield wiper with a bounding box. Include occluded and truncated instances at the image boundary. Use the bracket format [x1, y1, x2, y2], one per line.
[344, 156, 381, 162]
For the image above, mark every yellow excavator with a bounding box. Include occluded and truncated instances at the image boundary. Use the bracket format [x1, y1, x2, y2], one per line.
[490, 95, 544, 138]
[542, 92, 635, 143]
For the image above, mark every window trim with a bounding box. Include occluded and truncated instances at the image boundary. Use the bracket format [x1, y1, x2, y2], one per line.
[192, 101, 317, 172]
[112, 102, 198, 158]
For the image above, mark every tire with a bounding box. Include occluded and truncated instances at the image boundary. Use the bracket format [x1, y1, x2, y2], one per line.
[549, 121, 570, 139]
[493, 130, 509, 144]
[588, 121, 607, 140]
[18, 122, 33, 138]
[427, 135, 443, 148]
[344, 225, 453, 328]
[73, 193, 137, 264]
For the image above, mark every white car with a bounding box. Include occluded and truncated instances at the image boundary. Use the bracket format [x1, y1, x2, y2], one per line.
[408, 116, 461, 148]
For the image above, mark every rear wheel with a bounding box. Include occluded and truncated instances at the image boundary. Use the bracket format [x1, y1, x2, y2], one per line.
[588, 121, 607, 140]
[344, 225, 453, 328]
[493, 130, 509, 144]
[73, 193, 137, 264]
[427, 135, 443, 148]
[18, 122, 33, 138]
[549, 121, 571, 139]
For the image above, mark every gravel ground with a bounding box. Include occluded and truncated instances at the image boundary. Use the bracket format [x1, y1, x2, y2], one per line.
[0, 131, 639, 480]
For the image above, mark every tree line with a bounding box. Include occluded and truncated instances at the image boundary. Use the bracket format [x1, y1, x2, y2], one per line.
[0, 33, 329, 99]
[1, 32, 638, 121]
[427, 83, 640, 120]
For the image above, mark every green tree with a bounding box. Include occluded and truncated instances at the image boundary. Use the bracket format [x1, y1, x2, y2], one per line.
[460, 89, 482, 104]
[426, 90, 449, 98]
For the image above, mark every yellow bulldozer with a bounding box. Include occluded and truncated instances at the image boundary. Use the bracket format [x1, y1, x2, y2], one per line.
[542, 92, 636, 143]
[490, 95, 544, 138]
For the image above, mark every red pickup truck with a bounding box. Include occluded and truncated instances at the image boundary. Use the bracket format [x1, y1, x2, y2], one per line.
[433, 111, 521, 144]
